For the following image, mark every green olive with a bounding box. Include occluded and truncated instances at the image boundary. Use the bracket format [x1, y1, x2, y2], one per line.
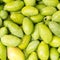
[21, 6, 38, 16]
[4, 1, 24, 11]
[37, 41, 49, 60]
[23, 17, 34, 35]
[50, 48, 59, 60]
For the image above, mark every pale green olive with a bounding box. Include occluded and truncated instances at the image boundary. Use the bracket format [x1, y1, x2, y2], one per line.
[39, 23, 52, 43]
[50, 36, 60, 47]
[23, 17, 34, 35]
[4, 1, 24, 11]
[26, 40, 39, 55]
[50, 48, 59, 60]
[41, 6, 57, 16]
[21, 6, 38, 16]
[27, 52, 38, 60]
[4, 20, 24, 38]
[18, 35, 31, 50]
[1, 35, 21, 47]
[10, 13, 24, 24]
[37, 41, 49, 60]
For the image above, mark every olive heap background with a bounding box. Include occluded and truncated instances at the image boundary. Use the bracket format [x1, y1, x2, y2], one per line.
[0, 0, 60, 60]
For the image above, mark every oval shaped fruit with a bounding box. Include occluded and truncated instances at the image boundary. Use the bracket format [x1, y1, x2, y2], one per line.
[4, 20, 24, 38]
[52, 11, 60, 22]
[10, 13, 24, 24]
[18, 35, 31, 50]
[0, 27, 8, 38]
[26, 40, 39, 55]
[21, 6, 38, 16]
[37, 41, 49, 60]
[24, 0, 36, 6]
[1, 35, 21, 47]
[39, 23, 52, 43]
[42, 0, 59, 7]
[41, 6, 57, 16]
[50, 48, 59, 60]
[50, 36, 60, 47]
[23, 17, 34, 35]
[7, 47, 25, 60]
[32, 23, 39, 40]
[27, 52, 38, 60]
[4, 1, 24, 11]
[0, 42, 6, 60]
[30, 14, 44, 23]
[48, 21, 60, 37]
